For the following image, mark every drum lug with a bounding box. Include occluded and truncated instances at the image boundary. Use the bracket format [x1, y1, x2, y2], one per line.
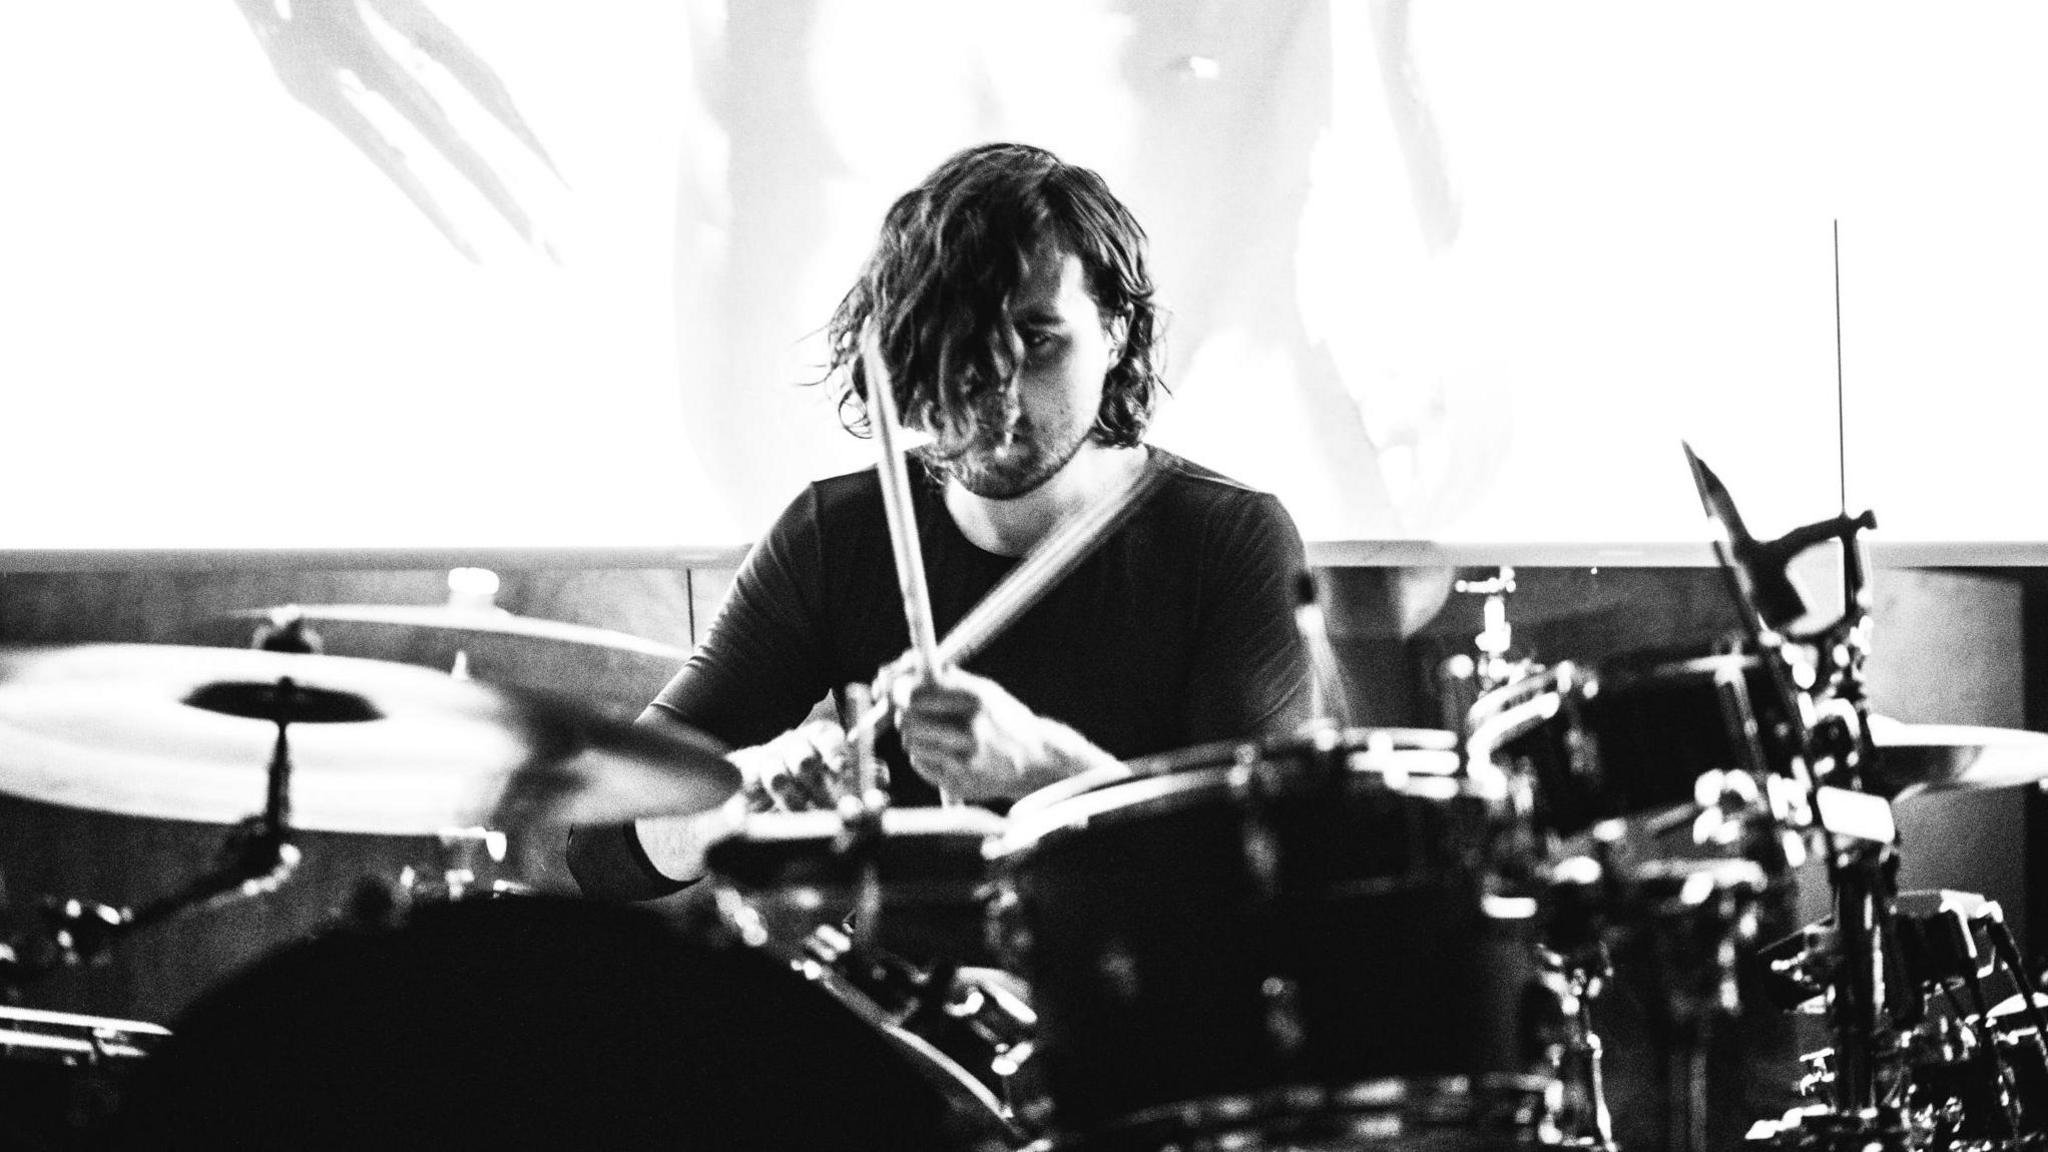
[984, 882, 1032, 968]
[1096, 939, 1143, 1003]
[1240, 819, 1283, 896]
[1260, 975, 1308, 1058]
[1227, 747, 1286, 897]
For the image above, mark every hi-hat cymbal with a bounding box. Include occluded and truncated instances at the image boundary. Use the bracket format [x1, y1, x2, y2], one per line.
[213, 604, 687, 711]
[1866, 716, 2048, 798]
[225, 604, 688, 662]
[0, 644, 737, 835]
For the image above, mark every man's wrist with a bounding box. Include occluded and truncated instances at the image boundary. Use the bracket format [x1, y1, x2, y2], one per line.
[1035, 719, 1122, 787]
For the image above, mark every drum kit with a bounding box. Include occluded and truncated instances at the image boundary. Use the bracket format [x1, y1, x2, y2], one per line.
[1, 449, 2046, 1149]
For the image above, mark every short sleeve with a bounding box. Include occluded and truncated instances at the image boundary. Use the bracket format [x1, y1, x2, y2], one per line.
[1183, 491, 1313, 743]
[648, 486, 838, 749]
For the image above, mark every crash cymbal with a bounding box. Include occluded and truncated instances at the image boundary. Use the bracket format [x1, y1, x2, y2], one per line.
[1866, 716, 2048, 798]
[0, 644, 737, 835]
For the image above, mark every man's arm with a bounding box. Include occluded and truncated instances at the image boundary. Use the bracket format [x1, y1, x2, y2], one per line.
[566, 486, 844, 899]
[629, 706, 852, 880]
[1185, 491, 1315, 743]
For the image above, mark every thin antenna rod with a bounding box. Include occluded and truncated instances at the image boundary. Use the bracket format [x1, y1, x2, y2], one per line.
[1834, 220, 1847, 516]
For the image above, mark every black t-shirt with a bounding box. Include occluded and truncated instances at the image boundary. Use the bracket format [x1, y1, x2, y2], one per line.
[568, 448, 1312, 898]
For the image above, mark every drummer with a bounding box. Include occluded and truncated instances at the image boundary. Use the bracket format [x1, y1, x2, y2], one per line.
[568, 142, 1313, 899]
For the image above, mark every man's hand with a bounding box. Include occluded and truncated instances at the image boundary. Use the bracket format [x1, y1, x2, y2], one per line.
[630, 716, 849, 883]
[728, 718, 854, 812]
[898, 669, 1120, 802]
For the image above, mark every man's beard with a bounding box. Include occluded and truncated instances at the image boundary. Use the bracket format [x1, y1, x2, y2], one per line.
[923, 423, 1091, 500]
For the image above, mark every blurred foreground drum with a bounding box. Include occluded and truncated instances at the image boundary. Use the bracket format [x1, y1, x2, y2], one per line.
[1466, 649, 1792, 847]
[990, 729, 1548, 1151]
[111, 895, 1013, 1151]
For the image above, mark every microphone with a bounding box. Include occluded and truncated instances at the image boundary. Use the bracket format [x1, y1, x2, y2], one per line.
[1683, 443, 1876, 635]
[1683, 443, 1806, 630]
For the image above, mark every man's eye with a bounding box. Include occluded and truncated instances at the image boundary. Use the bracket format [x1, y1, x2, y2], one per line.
[1023, 330, 1058, 349]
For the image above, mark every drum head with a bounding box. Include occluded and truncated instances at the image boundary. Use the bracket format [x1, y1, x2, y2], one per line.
[1002, 727, 1465, 855]
[111, 895, 975, 1150]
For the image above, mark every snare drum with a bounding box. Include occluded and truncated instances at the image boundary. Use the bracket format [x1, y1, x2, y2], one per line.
[1466, 650, 1791, 845]
[990, 728, 1548, 1150]
[1, 1006, 166, 1149]
[705, 805, 1006, 964]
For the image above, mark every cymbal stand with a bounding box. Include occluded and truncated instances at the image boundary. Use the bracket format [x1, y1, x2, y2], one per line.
[1683, 446, 1907, 1140]
[1687, 448, 1914, 1148]
[1796, 527, 1924, 1145]
[1457, 566, 1525, 693]
[1532, 938, 1618, 1151]
[1, 678, 303, 992]
[1436, 567, 1536, 732]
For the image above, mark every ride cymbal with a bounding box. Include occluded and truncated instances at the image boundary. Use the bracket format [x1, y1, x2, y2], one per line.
[1866, 716, 2048, 798]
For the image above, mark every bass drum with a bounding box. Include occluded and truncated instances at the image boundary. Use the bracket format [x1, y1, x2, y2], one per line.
[990, 728, 1549, 1151]
[110, 895, 1012, 1151]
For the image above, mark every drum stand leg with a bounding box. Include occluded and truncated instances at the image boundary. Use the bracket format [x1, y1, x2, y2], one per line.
[1745, 844, 1915, 1152]
[1539, 945, 1618, 1151]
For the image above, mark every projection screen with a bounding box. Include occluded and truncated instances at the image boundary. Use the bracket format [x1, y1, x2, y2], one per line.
[4, 2, 2043, 565]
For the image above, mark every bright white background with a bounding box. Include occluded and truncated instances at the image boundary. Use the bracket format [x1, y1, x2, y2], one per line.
[2, 2, 2041, 557]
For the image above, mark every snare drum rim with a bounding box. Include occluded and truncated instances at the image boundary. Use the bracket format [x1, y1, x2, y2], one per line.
[723, 805, 1007, 845]
[994, 728, 1467, 859]
[0, 1005, 172, 1066]
[1008, 726, 1458, 826]
[1120, 726, 1455, 780]
[0, 1005, 171, 1038]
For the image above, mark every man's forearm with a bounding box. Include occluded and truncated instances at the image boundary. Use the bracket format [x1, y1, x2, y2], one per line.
[631, 805, 738, 882]
[1035, 717, 1124, 785]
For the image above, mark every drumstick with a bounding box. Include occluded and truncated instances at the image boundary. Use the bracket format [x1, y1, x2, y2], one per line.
[935, 454, 1162, 667]
[860, 331, 956, 806]
[848, 452, 1162, 734]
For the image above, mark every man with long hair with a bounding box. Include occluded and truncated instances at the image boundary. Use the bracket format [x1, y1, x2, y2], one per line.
[570, 142, 1311, 896]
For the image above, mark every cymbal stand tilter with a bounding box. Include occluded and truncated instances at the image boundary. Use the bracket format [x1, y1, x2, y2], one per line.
[0, 677, 305, 993]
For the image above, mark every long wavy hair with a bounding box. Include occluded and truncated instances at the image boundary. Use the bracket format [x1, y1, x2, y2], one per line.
[820, 143, 1163, 463]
